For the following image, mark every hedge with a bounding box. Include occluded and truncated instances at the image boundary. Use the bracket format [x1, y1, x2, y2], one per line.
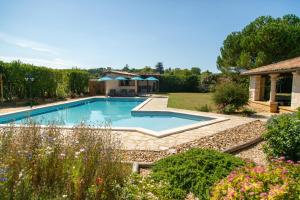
[159, 75, 199, 92]
[0, 60, 90, 101]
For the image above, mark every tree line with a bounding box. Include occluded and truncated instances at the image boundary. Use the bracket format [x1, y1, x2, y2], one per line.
[89, 63, 219, 93]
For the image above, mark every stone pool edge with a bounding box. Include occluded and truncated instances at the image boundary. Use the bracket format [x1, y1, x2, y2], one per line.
[0, 96, 229, 138]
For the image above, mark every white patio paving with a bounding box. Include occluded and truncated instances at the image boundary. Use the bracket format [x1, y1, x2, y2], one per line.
[114, 97, 257, 151]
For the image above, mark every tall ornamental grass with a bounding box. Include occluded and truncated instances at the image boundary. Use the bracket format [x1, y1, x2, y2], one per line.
[0, 123, 130, 200]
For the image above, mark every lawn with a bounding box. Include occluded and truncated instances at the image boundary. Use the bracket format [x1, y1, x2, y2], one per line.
[167, 93, 216, 111]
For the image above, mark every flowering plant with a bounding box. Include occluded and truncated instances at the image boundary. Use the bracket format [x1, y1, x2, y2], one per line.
[0, 123, 130, 199]
[211, 159, 300, 200]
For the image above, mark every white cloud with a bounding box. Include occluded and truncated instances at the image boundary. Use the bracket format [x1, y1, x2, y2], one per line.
[0, 56, 80, 69]
[0, 32, 58, 54]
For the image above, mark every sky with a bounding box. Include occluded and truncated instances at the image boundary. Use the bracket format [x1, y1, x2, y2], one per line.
[0, 0, 300, 72]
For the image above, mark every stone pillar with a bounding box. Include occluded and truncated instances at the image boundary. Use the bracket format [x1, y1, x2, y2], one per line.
[260, 77, 265, 100]
[269, 74, 279, 103]
[249, 75, 262, 101]
[135, 80, 138, 95]
[269, 74, 279, 113]
[291, 71, 300, 109]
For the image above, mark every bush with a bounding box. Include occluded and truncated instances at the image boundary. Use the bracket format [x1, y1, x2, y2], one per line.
[263, 110, 300, 161]
[151, 149, 245, 199]
[0, 124, 130, 199]
[211, 160, 300, 200]
[213, 82, 249, 113]
[196, 104, 212, 112]
[119, 173, 183, 200]
[241, 107, 256, 116]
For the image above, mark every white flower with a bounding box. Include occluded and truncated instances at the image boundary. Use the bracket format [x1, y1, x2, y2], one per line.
[18, 171, 23, 179]
[79, 148, 85, 152]
[62, 194, 67, 198]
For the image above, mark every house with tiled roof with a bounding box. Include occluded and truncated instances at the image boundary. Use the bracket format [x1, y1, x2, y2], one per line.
[242, 56, 300, 112]
[89, 70, 160, 96]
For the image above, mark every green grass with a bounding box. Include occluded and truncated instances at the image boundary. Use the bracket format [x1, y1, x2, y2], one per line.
[167, 93, 216, 111]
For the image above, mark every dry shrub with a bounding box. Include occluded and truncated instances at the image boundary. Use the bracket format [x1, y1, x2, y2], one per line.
[0, 123, 130, 200]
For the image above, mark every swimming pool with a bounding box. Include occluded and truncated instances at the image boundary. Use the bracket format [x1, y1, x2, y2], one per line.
[0, 98, 222, 136]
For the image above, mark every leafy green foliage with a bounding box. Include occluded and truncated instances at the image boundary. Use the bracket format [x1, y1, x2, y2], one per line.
[119, 173, 184, 200]
[211, 160, 300, 200]
[0, 60, 90, 101]
[263, 110, 300, 161]
[151, 149, 245, 200]
[155, 62, 164, 74]
[217, 14, 300, 73]
[69, 70, 89, 95]
[0, 124, 129, 199]
[213, 82, 249, 113]
[241, 107, 257, 116]
[159, 75, 199, 92]
[196, 104, 212, 112]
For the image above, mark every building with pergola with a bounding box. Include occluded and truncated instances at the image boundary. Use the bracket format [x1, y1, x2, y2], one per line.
[242, 56, 300, 113]
[89, 71, 159, 96]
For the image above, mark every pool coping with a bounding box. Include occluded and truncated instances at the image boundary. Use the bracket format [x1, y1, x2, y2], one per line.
[0, 96, 229, 138]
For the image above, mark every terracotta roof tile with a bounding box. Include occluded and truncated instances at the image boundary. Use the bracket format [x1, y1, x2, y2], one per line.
[242, 56, 300, 75]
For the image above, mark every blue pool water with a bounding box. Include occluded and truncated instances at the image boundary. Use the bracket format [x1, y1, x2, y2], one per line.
[0, 98, 213, 132]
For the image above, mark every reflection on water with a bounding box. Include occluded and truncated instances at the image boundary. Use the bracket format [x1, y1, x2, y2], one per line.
[8, 99, 210, 131]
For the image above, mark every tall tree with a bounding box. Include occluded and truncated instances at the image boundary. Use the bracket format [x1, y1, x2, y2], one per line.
[122, 64, 130, 72]
[217, 14, 300, 73]
[155, 62, 164, 74]
[191, 67, 201, 75]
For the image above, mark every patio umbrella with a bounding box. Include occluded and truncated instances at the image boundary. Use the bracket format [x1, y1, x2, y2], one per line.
[145, 77, 159, 93]
[98, 76, 113, 81]
[145, 76, 159, 81]
[115, 76, 128, 81]
[131, 76, 144, 81]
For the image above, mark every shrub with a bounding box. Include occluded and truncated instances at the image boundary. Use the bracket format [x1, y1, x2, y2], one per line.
[196, 104, 212, 112]
[119, 173, 184, 200]
[241, 107, 256, 116]
[211, 160, 300, 200]
[263, 110, 300, 161]
[151, 149, 245, 199]
[213, 82, 249, 113]
[0, 123, 130, 199]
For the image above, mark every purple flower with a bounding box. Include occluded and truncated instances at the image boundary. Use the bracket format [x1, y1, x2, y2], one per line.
[0, 177, 8, 182]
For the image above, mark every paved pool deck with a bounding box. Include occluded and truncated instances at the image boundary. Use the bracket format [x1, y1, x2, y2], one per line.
[0, 96, 263, 151]
[114, 97, 258, 151]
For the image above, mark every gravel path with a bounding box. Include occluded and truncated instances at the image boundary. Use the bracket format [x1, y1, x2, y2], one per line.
[235, 141, 268, 165]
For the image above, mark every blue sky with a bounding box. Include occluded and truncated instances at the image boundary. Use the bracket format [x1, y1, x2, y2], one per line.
[0, 0, 299, 72]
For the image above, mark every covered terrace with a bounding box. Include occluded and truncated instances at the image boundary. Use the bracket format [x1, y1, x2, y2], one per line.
[89, 71, 159, 96]
[242, 56, 300, 113]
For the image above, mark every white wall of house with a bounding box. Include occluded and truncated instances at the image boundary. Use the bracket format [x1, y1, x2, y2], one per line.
[105, 80, 136, 95]
[291, 72, 300, 109]
[249, 75, 262, 101]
